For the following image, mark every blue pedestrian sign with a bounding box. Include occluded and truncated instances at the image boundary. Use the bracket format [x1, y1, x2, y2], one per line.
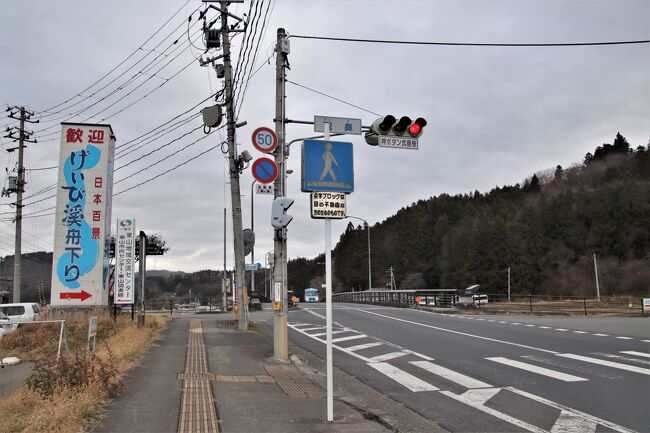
[301, 140, 354, 193]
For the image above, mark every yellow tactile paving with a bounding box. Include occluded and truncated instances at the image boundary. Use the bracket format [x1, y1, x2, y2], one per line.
[178, 320, 219, 433]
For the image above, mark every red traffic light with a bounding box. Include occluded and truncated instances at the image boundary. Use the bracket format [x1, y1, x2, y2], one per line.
[407, 118, 427, 138]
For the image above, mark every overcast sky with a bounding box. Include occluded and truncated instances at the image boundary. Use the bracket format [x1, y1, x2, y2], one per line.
[1, 0, 648, 273]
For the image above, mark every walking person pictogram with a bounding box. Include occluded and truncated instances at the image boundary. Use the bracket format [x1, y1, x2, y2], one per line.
[319, 143, 338, 181]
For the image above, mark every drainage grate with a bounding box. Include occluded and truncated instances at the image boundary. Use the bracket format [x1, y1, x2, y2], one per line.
[265, 364, 325, 399]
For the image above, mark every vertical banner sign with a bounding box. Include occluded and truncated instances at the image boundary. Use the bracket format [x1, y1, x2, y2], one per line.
[51, 123, 115, 306]
[115, 219, 136, 304]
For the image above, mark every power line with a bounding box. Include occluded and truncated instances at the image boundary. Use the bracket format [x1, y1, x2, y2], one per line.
[286, 80, 381, 116]
[37, 0, 198, 116]
[289, 34, 650, 47]
[114, 139, 223, 197]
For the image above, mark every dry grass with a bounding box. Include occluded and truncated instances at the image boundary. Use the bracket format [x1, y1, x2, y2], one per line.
[0, 313, 169, 433]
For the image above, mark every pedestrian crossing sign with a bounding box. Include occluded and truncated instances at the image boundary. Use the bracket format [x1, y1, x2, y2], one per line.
[301, 139, 354, 193]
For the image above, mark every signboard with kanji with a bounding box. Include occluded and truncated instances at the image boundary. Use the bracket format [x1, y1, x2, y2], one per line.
[310, 192, 347, 219]
[115, 219, 136, 304]
[51, 123, 115, 306]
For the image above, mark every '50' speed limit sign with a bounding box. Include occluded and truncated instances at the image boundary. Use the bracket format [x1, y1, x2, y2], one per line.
[251, 127, 278, 153]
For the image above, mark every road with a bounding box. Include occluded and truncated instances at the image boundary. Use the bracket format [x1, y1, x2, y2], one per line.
[284, 303, 650, 433]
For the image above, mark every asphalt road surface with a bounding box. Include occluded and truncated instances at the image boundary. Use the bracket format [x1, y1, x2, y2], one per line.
[285, 303, 650, 433]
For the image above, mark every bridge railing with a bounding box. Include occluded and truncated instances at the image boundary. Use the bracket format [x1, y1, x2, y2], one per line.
[332, 289, 458, 308]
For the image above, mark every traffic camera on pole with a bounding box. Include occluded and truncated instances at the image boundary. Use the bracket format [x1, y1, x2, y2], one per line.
[271, 197, 294, 229]
[364, 115, 427, 145]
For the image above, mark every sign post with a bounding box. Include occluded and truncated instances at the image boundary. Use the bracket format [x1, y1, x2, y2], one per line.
[115, 219, 136, 305]
[87, 316, 97, 353]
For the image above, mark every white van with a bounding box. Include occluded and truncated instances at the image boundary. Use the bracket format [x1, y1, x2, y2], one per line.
[0, 303, 41, 331]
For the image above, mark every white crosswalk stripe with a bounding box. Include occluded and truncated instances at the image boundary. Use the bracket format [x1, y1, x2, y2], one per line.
[332, 334, 367, 343]
[411, 360, 492, 389]
[557, 353, 650, 375]
[486, 357, 588, 382]
[367, 362, 439, 392]
[620, 350, 650, 358]
[345, 342, 383, 352]
[368, 351, 408, 362]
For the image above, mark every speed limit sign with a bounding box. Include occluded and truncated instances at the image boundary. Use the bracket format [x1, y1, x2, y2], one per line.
[251, 127, 278, 153]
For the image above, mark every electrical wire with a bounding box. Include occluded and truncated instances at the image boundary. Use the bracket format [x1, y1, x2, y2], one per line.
[114, 139, 223, 197]
[289, 34, 650, 47]
[37, 0, 198, 116]
[286, 80, 381, 116]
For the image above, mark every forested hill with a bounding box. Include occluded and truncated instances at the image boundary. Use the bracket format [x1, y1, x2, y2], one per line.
[327, 133, 650, 296]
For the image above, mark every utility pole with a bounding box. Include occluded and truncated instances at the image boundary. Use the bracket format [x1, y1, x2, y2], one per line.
[273, 27, 289, 360]
[138, 231, 147, 327]
[218, 0, 248, 330]
[2, 106, 37, 303]
[507, 266, 511, 302]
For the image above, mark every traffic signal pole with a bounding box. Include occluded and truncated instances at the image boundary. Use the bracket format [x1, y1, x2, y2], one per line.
[273, 28, 288, 360]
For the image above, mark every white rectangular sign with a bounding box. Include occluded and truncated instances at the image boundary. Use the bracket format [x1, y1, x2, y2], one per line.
[88, 316, 98, 338]
[51, 123, 115, 306]
[115, 219, 136, 304]
[314, 115, 362, 135]
[644, 298, 650, 311]
[256, 184, 274, 195]
[310, 192, 347, 219]
[378, 135, 418, 150]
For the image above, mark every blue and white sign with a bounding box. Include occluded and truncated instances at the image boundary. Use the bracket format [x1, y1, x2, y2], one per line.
[301, 140, 354, 193]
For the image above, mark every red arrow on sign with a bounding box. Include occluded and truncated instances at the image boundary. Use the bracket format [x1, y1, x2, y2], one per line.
[59, 290, 92, 302]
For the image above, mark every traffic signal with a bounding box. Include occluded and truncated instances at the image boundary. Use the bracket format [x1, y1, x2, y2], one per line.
[365, 115, 427, 145]
[271, 197, 294, 229]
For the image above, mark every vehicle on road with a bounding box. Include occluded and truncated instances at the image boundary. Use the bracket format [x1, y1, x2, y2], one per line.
[0, 303, 41, 332]
[472, 294, 489, 306]
[248, 293, 263, 311]
[304, 288, 319, 303]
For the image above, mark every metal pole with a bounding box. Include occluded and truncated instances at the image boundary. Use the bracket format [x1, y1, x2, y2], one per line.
[324, 123, 334, 422]
[273, 28, 288, 360]
[13, 108, 25, 302]
[593, 252, 601, 302]
[220, 1, 248, 330]
[507, 267, 511, 302]
[251, 180, 256, 293]
[366, 222, 372, 290]
[223, 207, 227, 310]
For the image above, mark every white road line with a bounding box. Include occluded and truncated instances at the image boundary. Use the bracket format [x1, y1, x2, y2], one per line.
[403, 349, 434, 361]
[353, 308, 559, 354]
[304, 309, 327, 319]
[332, 334, 367, 343]
[525, 324, 536, 327]
[311, 329, 350, 337]
[367, 362, 439, 392]
[594, 352, 650, 366]
[459, 388, 500, 404]
[411, 361, 492, 389]
[486, 357, 588, 382]
[642, 340, 650, 343]
[615, 336, 633, 340]
[346, 342, 383, 352]
[592, 333, 609, 336]
[557, 353, 650, 375]
[368, 351, 408, 362]
[555, 329, 569, 332]
[572, 331, 588, 334]
[510, 322, 521, 325]
[550, 410, 598, 433]
[299, 326, 327, 332]
[440, 390, 547, 433]
[486, 320, 495, 322]
[539, 326, 551, 329]
[620, 351, 650, 358]
[290, 323, 317, 328]
[498, 321, 508, 324]
[505, 387, 635, 433]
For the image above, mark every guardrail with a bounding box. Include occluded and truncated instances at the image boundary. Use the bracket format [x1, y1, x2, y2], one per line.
[473, 294, 647, 316]
[333, 289, 458, 308]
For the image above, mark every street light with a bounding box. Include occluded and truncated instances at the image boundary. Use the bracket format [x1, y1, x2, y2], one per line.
[346, 215, 372, 291]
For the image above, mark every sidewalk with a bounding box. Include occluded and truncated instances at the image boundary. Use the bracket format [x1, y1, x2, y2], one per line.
[91, 314, 395, 433]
